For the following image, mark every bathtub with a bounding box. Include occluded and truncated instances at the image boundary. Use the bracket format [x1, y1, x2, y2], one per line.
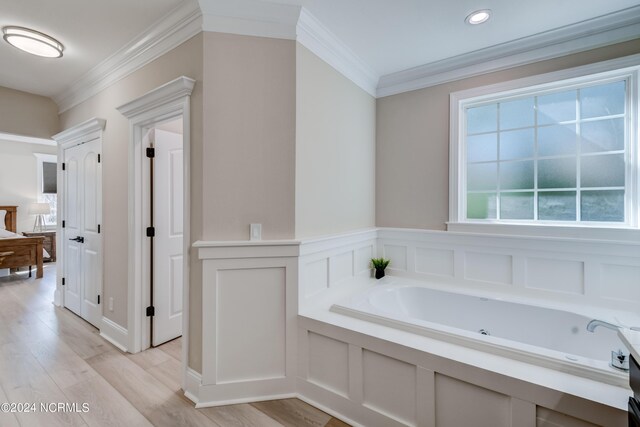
[331, 278, 635, 387]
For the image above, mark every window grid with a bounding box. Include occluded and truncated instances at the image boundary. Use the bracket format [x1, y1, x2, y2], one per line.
[464, 78, 628, 223]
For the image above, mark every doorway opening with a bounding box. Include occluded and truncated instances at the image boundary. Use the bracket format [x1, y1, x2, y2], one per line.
[117, 75, 194, 391]
[143, 117, 184, 349]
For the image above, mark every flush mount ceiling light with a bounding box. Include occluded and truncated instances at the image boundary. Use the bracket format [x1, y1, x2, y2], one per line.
[2, 26, 64, 58]
[465, 9, 491, 25]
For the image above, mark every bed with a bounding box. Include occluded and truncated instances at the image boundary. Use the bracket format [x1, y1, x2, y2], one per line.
[0, 206, 44, 278]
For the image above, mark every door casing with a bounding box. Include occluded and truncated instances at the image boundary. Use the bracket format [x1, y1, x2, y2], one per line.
[53, 118, 106, 319]
[117, 76, 194, 391]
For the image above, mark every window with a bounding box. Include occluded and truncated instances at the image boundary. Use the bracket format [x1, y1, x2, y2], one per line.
[34, 153, 57, 227]
[450, 59, 639, 230]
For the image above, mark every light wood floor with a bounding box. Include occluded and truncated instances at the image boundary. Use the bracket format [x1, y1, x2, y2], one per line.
[0, 265, 349, 427]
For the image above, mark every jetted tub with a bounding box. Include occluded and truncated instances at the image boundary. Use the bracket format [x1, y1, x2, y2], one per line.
[331, 279, 637, 387]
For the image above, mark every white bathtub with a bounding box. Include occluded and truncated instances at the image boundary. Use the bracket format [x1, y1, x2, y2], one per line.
[331, 279, 636, 387]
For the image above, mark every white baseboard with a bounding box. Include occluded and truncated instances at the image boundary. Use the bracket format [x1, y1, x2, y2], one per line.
[184, 367, 202, 405]
[194, 393, 297, 409]
[53, 288, 63, 307]
[100, 317, 129, 352]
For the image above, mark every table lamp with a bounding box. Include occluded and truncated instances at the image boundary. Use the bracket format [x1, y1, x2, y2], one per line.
[29, 202, 50, 232]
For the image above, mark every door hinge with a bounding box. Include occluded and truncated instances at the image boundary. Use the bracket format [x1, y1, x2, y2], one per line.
[97, 295, 100, 304]
[62, 277, 65, 286]
[62, 220, 65, 228]
[98, 154, 101, 163]
[146, 147, 155, 158]
[98, 224, 101, 234]
[146, 306, 155, 317]
[146, 227, 155, 237]
[62, 162, 66, 171]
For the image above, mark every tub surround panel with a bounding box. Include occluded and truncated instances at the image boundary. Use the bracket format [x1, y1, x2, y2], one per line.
[415, 247, 455, 278]
[362, 350, 417, 426]
[194, 243, 298, 406]
[435, 374, 511, 427]
[377, 228, 640, 312]
[330, 251, 355, 287]
[600, 263, 640, 302]
[525, 258, 585, 295]
[354, 246, 374, 276]
[307, 332, 349, 397]
[297, 315, 625, 427]
[383, 245, 408, 272]
[464, 252, 513, 285]
[298, 229, 378, 311]
[304, 259, 329, 298]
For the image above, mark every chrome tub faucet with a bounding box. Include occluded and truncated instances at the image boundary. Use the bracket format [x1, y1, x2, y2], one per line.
[586, 319, 620, 332]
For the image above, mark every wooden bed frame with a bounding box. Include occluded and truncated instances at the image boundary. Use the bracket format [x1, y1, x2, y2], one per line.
[0, 206, 44, 278]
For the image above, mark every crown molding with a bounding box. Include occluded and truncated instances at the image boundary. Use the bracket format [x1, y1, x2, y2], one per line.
[0, 132, 55, 146]
[117, 76, 195, 118]
[53, 0, 202, 114]
[377, 5, 640, 98]
[296, 8, 378, 97]
[199, 0, 301, 40]
[52, 118, 106, 144]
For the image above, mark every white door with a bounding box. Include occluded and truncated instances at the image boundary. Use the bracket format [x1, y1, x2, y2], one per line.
[63, 139, 102, 327]
[152, 129, 183, 345]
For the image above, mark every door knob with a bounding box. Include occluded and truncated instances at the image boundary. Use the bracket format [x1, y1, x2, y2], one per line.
[69, 236, 84, 243]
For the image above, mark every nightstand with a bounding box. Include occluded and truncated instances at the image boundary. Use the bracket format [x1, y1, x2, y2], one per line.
[22, 230, 56, 262]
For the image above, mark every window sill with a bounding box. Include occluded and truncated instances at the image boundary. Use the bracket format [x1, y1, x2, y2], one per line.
[446, 222, 640, 243]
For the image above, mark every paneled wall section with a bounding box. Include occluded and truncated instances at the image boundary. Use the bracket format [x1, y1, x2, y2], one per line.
[378, 228, 640, 312]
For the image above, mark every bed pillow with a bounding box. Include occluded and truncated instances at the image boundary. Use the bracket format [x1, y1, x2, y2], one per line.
[0, 210, 5, 230]
[0, 229, 16, 238]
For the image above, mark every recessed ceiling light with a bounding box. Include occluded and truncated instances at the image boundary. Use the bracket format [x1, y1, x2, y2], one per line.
[2, 26, 64, 58]
[466, 9, 491, 25]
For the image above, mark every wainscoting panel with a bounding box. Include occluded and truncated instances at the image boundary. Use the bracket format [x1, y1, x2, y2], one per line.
[298, 230, 378, 310]
[464, 252, 513, 285]
[297, 316, 626, 427]
[330, 251, 354, 287]
[384, 244, 408, 272]
[362, 350, 417, 426]
[216, 267, 286, 383]
[305, 258, 329, 298]
[415, 247, 455, 278]
[434, 374, 510, 427]
[525, 258, 584, 295]
[308, 332, 350, 397]
[599, 263, 640, 303]
[195, 242, 299, 406]
[377, 228, 640, 312]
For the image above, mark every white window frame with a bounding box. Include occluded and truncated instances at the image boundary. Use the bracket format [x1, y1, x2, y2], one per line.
[449, 54, 640, 239]
[33, 153, 58, 229]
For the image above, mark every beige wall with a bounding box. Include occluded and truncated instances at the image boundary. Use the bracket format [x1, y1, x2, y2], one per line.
[59, 34, 204, 360]
[376, 39, 640, 230]
[0, 86, 59, 138]
[201, 32, 296, 242]
[295, 44, 376, 238]
[0, 139, 57, 232]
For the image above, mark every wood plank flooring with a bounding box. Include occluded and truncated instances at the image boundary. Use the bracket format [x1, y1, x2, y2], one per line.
[0, 265, 349, 427]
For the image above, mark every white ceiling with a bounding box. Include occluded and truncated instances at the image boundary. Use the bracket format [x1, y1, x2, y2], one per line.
[0, 0, 638, 101]
[292, 0, 640, 77]
[0, 0, 184, 97]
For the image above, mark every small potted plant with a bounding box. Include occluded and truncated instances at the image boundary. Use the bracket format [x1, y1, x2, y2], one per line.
[371, 257, 390, 279]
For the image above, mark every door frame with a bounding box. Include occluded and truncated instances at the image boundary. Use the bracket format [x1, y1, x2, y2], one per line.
[52, 118, 106, 312]
[117, 76, 195, 390]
